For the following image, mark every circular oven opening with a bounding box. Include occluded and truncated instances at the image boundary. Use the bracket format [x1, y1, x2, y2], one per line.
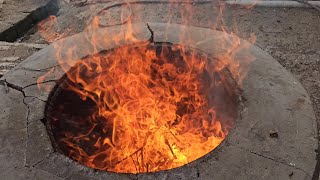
[45, 42, 239, 174]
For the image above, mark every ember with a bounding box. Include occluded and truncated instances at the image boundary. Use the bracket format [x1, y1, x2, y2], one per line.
[46, 43, 238, 173]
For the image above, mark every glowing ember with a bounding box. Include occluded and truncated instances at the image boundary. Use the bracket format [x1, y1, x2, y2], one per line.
[47, 43, 238, 173]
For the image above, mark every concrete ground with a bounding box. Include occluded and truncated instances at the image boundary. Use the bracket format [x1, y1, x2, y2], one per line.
[0, 0, 319, 179]
[0, 22, 317, 180]
[0, 0, 58, 42]
[0, 0, 49, 32]
[0, 0, 58, 76]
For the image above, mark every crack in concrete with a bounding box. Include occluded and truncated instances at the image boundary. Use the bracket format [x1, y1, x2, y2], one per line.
[1, 80, 34, 168]
[196, 166, 200, 178]
[237, 146, 312, 177]
[0, 79, 51, 100]
[27, 96, 47, 103]
[32, 167, 65, 180]
[248, 119, 268, 141]
[0, 80, 52, 168]
[23, 96, 31, 168]
[16, 64, 65, 73]
[29, 151, 55, 168]
[0, 81, 32, 168]
[0, 79, 24, 92]
[23, 79, 56, 89]
[147, 23, 154, 43]
[151, 173, 158, 180]
[3, 80, 9, 93]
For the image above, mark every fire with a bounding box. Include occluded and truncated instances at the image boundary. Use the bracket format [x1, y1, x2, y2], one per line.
[38, 1, 254, 174]
[50, 43, 233, 173]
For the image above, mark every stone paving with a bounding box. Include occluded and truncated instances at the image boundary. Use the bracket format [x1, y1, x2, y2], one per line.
[0, 0, 58, 42]
[0, 42, 47, 77]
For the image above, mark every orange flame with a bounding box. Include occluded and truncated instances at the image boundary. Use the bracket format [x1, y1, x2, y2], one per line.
[38, 1, 255, 174]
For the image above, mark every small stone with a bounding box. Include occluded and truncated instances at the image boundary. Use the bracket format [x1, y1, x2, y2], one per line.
[269, 130, 278, 138]
[289, 172, 293, 177]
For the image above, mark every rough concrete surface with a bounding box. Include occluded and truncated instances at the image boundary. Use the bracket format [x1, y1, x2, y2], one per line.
[0, 41, 47, 76]
[0, 85, 62, 180]
[0, 0, 59, 42]
[0, 0, 319, 179]
[23, 3, 319, 179]
[0, 22, 318, 179]
[0, 0, 56, 76]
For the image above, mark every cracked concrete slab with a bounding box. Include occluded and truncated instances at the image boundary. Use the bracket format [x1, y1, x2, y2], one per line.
[0, 23, 317, 179]
[25, 119, 54, 167]
[0, 85, 59, 180]
[0, 67, 58, 89]
[228, 46, 318, 175]
[0, 85, 28, 179]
